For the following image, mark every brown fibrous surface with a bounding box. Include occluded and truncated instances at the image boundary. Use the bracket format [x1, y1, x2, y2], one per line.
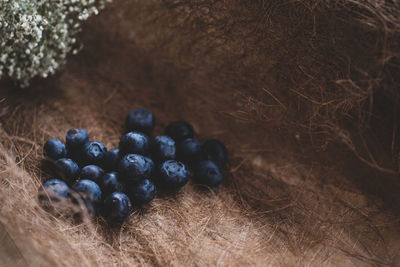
[1, 0, 400, 266]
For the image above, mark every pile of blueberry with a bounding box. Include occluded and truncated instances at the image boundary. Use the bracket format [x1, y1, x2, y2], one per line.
[39, 108, 228, 223]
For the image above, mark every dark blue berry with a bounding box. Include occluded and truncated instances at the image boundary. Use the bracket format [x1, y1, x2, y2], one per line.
[103, 192, 132, 223]
[127, 179, 156, 205]
[150, 135, 176, 162]
[158, 160, 190, 188]
[125, 108, 155, 135]
[194, 160, 224, 187]
[72, 179, 102, 216]
[81, 141, 107, 166]
[103, 148, 121, 171]
[80, 165, 104, 184]
[118, 154, 154, 183]
[38, 179, 70, 204]
[177, 138, 201, 164]
[66, 151, 82, 167]
[55, 158, 79, 182]
[119, 132, 149, 155]
[72, 179, 102, 202]
[99, 172, 124, 197]
[43, 139, 66, 161]
[66, 128, 89, 150]
[201, 139, 228, 168]
[165, 121, 194, 142]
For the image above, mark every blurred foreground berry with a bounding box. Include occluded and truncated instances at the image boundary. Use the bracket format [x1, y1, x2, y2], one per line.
[38, 179, 70, 204]
[38, 179, 71, 214]
[73, 179, 102, 202]
[72, 179, 102, 216]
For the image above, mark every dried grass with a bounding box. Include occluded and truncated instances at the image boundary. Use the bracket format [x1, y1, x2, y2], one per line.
[1, 0, 400, 266]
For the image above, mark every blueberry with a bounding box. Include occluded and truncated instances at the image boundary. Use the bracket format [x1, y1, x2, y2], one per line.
[125, 108, 155, 135]
[201, 139, 228, 168]
[165, 121, 194, 142]
[72, 179, 102, 215]
[66, 151, 82, 167]
[66, 128, 89, 150]
[55, 158, 80, 182]
[119, 132, 149, 155]
[158, 160, 190, 188]
[43, 139, 67, 161]
[150, 135, 176, 163]
[72, 179, 102, 202]
[103, 148, 121, 171]
[176, 138, 201, 164]
[81, 141, 107, 166]
[99, 172, 124, 197]
[103, 192, 132, 223]
[38, 179, 70, 204]
[118, 154, 154, 183]
[194, 160, 224, 187]
[126, 179, 156, 205]
[80, 165, 104, 184]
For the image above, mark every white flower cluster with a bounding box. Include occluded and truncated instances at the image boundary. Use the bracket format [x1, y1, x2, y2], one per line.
[0, 0, 111, 87]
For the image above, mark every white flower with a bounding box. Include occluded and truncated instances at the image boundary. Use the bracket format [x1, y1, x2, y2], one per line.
[0, 0, 111, 87]
[0, 54, 7, 63]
